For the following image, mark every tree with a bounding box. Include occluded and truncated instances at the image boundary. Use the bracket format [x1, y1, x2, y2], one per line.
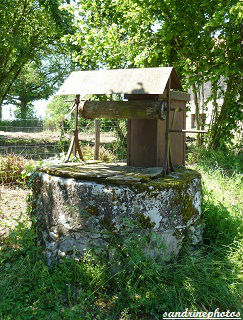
[45, 95, 73, 128]
[5, 46, 77, 119]
[0, 0, 72, 119]
[203, 3, 243, 148]
[65, 0, 243, 149]
[5, 62, 52, 119]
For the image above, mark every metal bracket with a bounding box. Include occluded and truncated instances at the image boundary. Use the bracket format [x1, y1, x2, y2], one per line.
[160, 100, 168, 120]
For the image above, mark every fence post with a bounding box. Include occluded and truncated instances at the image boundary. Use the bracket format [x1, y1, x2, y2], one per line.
[94, 119, 100, 160]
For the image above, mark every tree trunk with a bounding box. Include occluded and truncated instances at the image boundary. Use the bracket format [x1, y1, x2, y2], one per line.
[20, 100, 27, 119]
[209, 78, 234, 149]
[209, 101, 227, 149]
[200, 83, 205, 144]
[113, 120, 126, 147]
[192, 83, 201, 145]
[209, 82, 219, 141]
[0, 65, 23, 110]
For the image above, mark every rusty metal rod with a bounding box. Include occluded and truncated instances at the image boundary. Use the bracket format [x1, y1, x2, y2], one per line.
[169, 129, 208, 133]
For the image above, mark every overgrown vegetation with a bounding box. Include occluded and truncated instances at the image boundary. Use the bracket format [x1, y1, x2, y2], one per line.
[0, 154, 33, 186]
[0, 147, 242, 318]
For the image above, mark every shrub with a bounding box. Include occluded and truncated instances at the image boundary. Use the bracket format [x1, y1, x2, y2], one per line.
[0, 154, 32, 186]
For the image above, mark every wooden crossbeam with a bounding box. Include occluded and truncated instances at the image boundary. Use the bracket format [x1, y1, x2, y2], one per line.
[79, 100, 167, 120]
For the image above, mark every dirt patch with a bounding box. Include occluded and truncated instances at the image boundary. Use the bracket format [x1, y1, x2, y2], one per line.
[0, 186, 31, 238]
[0, 130, 61, 143]
[0, 130, 117, 144]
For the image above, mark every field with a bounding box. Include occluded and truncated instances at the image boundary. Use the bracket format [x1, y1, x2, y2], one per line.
[0, 129, 119, 161]
[0, 130, 242, 319]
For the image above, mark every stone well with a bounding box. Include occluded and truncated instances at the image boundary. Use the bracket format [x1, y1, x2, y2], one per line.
[33, 162, 203, 262]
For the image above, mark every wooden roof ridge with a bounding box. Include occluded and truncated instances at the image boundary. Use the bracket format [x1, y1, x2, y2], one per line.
[57, 67, 182, 96]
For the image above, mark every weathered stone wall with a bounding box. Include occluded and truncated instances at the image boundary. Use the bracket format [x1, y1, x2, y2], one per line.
[33, 164, 203, 263]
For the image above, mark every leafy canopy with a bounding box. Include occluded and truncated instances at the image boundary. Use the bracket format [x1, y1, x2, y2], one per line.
[65, 0, 243, 148]
[0, 0, 73, 106]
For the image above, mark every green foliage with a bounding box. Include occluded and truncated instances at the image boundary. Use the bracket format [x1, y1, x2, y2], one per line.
[7, 46, 79, 120]
[14, 104, 38, 120]
[45, 95, 74, 129]
[82, 145, 116, 162]
[5, 62, 53, 119]
[0, 0, 73, 106]
[187, 145, 243, 174]
[0, 119, 43, 132]
[64, 0, 243, 149]
[0, 148, 242, 318]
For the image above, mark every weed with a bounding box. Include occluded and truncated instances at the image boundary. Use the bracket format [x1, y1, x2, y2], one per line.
[0, 154, 34, 186]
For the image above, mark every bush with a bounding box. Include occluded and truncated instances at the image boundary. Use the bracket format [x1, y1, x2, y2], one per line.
[0, 154, 32, 186]
[0, 119, 43, 132]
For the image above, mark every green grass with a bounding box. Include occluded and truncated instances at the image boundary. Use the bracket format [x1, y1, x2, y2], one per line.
[0, 147, 242, 319]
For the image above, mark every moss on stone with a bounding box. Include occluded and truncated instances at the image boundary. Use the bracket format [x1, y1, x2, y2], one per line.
[86, 205, 100, 216]
[102, 215, 115, 231]
[41, 163, 201, 225]
[137, 213, 156, 229]
[171, 191, 198, 223]
[40, 162, 164, 185]
[130, 168, 200, 224]
[181, 193, 198, 222]
[130, 168, 200, 195]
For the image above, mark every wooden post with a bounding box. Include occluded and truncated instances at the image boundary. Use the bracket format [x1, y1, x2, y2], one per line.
[163, 77, 171, 173]
[94, 119, 100, 160]
[167, 107, 181, 171]
[65, 94, 84, 162]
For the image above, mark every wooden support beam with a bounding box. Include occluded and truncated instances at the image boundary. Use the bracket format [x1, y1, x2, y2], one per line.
[163, 77, 171, 173]
[170, 91, 190, 101]
[79, 100, 166, 120]
[94, 119, 100, 160]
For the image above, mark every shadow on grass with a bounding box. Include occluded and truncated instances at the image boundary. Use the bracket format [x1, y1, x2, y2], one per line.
[0, 196, 242, 319]
[202, 199, 242, 247]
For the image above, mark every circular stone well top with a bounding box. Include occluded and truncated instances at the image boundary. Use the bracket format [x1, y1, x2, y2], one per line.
[41, 162, 164, 184]
[40, 161, 200, 188]
[36, 162, 203, 263]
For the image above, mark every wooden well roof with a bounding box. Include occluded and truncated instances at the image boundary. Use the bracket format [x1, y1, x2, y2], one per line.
[57, 67, 182, 96]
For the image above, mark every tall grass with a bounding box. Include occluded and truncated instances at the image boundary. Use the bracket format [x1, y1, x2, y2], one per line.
[0, 146, 242, 319]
